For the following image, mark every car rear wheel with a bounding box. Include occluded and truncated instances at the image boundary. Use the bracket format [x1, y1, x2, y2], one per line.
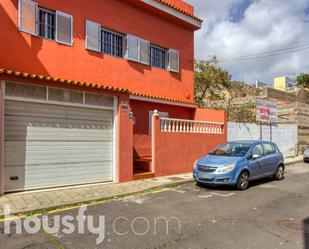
[236, 171, 249, 190]
[274, 165, 285, 180]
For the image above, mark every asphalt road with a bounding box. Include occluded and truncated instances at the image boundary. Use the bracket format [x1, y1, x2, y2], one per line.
[1, 161, 309, 249]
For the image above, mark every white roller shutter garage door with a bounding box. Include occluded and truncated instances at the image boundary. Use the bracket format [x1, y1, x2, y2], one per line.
[4, 83, 115, 192]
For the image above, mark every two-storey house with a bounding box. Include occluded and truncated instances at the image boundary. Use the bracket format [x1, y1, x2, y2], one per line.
[0, 0, 226, 195]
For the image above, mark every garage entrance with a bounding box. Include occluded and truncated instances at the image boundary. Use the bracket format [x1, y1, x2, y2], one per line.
[3, 82, 115, 192]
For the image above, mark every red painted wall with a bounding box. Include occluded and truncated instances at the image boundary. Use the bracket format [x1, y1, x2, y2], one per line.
[194, 108, 226, 123]
[152, 111, 227, 177]
[131, 99, 195, 158]
[130, 99, 194, 135]
[117, 95, 134, 182]
[0, 0, 195, 102]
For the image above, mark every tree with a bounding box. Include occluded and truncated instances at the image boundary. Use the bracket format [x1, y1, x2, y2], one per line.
[194, 57, 232, 106]
[296, 73, 309, 88]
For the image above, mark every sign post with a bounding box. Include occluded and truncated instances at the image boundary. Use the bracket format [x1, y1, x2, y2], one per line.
[256, 98, 278, 141]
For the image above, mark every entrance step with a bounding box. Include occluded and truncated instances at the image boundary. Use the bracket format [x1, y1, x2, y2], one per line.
[133, 171, 155, 181]
[133, 156, 152, 172]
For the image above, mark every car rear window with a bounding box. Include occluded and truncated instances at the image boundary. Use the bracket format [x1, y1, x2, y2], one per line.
[263, 143, 276, 155]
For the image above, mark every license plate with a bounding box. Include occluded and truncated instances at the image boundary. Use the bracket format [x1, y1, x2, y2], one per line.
[198, 173, 212, 179]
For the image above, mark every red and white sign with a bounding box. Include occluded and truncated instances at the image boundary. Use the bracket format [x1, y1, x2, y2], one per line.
[256, 98, 277, 123]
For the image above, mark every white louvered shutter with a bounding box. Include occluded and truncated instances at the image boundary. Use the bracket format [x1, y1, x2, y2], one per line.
[85, 20, 101, 52]
[18, 0, 37, 35]
[139, 38, 150, 65]
[56, 11, 73, 46]
[126, 34, 139, 62]
[168, 49, 179, 73]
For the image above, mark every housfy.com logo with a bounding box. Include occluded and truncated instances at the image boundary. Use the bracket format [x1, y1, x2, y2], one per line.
[3, 205, 181, 245]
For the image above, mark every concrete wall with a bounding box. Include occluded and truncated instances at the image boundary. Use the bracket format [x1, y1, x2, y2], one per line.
[228, 122, 298, 158]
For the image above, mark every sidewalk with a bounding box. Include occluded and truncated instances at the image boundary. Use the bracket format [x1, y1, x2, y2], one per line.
[0, 156, 303, 217]
[0, 173, 193, 217]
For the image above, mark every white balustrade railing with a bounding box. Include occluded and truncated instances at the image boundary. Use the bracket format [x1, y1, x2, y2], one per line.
[160, 118, 224, 134]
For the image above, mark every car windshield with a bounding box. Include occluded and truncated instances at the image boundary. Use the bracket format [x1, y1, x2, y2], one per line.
[209, 143, 252, 157]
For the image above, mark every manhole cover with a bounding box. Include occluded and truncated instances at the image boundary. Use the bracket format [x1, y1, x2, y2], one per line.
[279, 220, 305, 233]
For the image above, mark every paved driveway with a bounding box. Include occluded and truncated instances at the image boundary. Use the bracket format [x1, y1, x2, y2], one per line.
[1, 162, 309, 249]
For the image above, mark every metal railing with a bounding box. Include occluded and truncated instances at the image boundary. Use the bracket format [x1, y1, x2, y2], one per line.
[160, 117, 224, 134]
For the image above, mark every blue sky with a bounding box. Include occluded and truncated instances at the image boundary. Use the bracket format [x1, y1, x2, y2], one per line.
[187, 0, 309, 85]
[228, 0, 253, 23]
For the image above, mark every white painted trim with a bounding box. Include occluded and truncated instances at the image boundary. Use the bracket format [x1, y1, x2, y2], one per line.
[126, 34, 140, 62]
[85, 20, 101, 52]
[112, 96, 119, 183]
[18, 0, 38, 36]
[139, 38, 150, 65]
[0, 81, 5, 195]
[168, 49, 179, 73]
[5, 96, 114, 110]
[130, 95, 197, 108]
[161, 117, 224, 125]
[141, 0, 202, 28]
[55, 10, 73, 46]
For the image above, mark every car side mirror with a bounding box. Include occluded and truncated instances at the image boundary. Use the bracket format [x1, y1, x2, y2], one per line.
[252, 154, 261, 160]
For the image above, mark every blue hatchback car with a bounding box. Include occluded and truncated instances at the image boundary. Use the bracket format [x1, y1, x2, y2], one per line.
[193, 140, 285, 190]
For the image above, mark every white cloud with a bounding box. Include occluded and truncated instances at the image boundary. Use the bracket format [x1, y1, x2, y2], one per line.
[186, 0, 309, 84]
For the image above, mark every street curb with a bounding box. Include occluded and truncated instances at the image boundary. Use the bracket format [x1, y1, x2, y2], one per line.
[0, 179, 194, 220]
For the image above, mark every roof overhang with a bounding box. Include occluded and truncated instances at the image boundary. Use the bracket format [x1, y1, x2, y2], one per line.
[0, 69, 197, 106]
[130, 94, 197, 108]
[141, 0, 202, 30]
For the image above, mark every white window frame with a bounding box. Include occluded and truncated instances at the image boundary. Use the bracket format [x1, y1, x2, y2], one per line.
[18, 1, 73, 46]
[55, 10, 73, 46]
[18, 0, 38, 36]
[139, 38, 150, 65]
[102, 28, 125, 58]
[85, 20, 102, 52]
[150, 44, 168, 69]
[126, 34, 140, 63]
[168, 49, 180, 73]
[37, 7, 56, 40]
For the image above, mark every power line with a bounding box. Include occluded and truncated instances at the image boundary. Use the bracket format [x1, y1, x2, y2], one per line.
[212, 44, 309, 63]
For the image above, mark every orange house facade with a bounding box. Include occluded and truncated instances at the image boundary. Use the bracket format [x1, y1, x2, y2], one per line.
[0, 0, 226, 194]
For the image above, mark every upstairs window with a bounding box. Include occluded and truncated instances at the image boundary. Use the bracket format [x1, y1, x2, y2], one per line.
[168, 49, 180, 73]
[150, 45, 167, 69]
[126, 35, 150, 65]
[18, 0, 73, 46]
[102, 29, 124, 57]
[38, 7, 55, 40]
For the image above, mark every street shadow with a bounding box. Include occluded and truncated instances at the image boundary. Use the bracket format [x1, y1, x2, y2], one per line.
[196, 177, 276, 191]
[304, 217, 309, 249]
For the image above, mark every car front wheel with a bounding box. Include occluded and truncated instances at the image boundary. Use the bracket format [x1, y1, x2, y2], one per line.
[274, 165, 285, 180]
[236, 171, 249, 190]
